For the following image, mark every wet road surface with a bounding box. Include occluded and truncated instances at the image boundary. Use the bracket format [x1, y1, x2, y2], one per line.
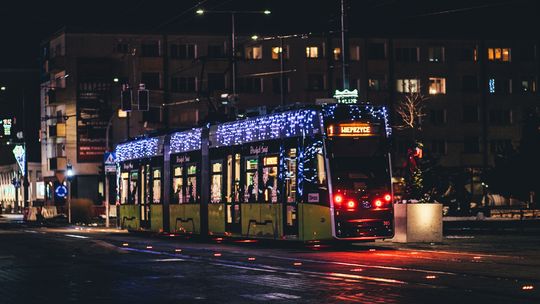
[0, 225, 539, 303]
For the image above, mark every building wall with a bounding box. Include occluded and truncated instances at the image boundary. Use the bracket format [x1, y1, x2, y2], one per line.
[40, 30, 539, 204]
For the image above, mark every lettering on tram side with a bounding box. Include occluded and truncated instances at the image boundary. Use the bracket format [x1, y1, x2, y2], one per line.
[308, 193, 319, 203]
[175, 155, 191, 164]
[250, 145, 269, 155]
[123, 163, 134, 170]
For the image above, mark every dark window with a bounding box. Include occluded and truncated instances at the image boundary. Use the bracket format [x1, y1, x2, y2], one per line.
[143, 107, 162, 123]
[171, 77, 196, 92]
[489, 78, 512, 94]
[141, 42, 160, 57]
[171, 44, 196, 59]
[237, 78, 262, 93]
[489, 109, 512, 125]
[463, 105, 479, 123]
[459, 47, 477, 61]
[429, 109, 446, 125]
[272, 77, 289, 94]
[368, 76, 387, 91]
[519, 43, 536, 61]
[208, 45, 225, 58]
[520, 77, 537, 93]
[428, 47, 444, 62]
[116, 43, 129, 54]
[462, 75, 478, 92]
[431, 140, 446, 155]
[395, 47, 418, 62]
[307, 74, 325, 91]
[490, 140, 512, 154]
[463, 136, 480, 153]
[207, 73, 225, 91]
[368, 43, 386, 60]
[141, 72, 160, 90]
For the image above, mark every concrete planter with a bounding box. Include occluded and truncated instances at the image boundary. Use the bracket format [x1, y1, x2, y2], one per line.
[393, 203, 443, 243]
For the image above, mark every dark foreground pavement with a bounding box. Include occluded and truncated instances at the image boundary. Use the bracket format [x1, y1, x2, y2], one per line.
[0, 222, 539, 303]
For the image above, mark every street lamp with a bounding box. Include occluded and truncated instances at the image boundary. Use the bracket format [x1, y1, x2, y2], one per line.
[196, 8, 271, 97]
[66, 161, 74, 224]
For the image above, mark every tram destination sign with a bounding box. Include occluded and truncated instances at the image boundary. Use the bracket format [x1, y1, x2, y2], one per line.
[327, 122, 378, 137]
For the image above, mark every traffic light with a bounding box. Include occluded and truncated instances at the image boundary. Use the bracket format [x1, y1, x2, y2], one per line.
[121, 88, 132, 111]
[137, 89, 149, 111]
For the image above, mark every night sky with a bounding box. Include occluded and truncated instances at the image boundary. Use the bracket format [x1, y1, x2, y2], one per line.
[0, 0, 538, 68]
[0, 0, 538, 163]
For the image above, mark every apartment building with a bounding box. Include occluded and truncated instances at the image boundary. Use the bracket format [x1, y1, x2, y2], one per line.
[40, 27, 539, 203]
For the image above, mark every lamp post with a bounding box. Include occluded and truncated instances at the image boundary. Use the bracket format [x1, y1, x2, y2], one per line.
[66, 161, 74, 224]
[196, 8, 271, 97]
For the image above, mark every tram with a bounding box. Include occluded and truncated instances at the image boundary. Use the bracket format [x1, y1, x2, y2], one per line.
[115, 103, 394, 241]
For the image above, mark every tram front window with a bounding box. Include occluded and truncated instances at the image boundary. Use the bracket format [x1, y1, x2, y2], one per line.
[328, 138, 390, 196]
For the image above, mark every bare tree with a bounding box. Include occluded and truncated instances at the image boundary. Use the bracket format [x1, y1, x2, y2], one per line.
[395, 87, 430, 131]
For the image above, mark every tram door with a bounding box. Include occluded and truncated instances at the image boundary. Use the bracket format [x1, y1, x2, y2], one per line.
[225, 154, 242, 234]
[283, 148, 299, 237]
[139, 165, 151, 229]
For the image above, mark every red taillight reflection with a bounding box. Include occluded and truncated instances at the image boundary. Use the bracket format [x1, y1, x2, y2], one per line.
[347, 200, 356, 209]
[384, 194, 392, 202]
[374, 199, 383, 208]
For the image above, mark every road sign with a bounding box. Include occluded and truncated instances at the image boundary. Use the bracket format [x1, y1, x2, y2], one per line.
[104, 152, 117, 173]
[12, 145, 25, 176]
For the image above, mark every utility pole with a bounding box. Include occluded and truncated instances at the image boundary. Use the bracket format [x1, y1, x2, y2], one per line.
[231, 12, 237, 96]
[340, 0, 350, 90]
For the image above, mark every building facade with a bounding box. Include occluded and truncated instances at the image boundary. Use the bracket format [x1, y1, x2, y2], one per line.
[0, 162, 42, 212]
[40, 28, 539, 204]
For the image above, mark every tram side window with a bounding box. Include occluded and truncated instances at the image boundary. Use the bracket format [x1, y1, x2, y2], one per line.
[130, 171, 139, 205]
[285, 148, 297, 203]
[173, 166, 184, 204]
[121, 172, 129, 204]
[303, 141, 328, 204]
[152, 168, 161, 204]
[186, 164, 198, 203]
[244, 157, 258, 203]
[226, 155, 233, 203]
[211, 161, 223, 203]
[234, 154, 241, 202]
[262, 156, 278, 203]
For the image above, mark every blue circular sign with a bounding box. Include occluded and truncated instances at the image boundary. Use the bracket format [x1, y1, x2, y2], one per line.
[55, 185, 68, 198]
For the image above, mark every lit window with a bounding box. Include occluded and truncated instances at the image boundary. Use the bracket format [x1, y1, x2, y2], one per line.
[489, 78, 496, 93]
[306, 46, 319, 58]
[173, 166, 184, 204]
[350, 46, 360, 61]
[333, 47, 341, 60]
[152, 169, 161, 204]
[271, 46, 288, 60]
[488, 48, 511, 62]
[246, 45, 262, 59]
[211, 161, 223, 203]
[429, 77, 446, 94]
[396, 79, 420, 93]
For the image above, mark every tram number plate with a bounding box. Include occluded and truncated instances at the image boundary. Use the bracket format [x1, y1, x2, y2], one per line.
[308, 193, 319, 203]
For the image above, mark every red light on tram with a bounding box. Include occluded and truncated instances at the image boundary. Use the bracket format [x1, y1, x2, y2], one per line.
[347, 200, 356, 209]
[334, 194, 343, 205]
[384, 194, 392, 202]
[374, 199, 383, 208]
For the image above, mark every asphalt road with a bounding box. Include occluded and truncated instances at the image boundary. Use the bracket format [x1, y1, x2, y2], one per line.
[0, 222, 539, 303]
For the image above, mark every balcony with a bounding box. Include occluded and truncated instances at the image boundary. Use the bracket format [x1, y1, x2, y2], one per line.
[46, 88, 71, 104]
[49, 157, 67, 171]
[48, 56, 67, 74]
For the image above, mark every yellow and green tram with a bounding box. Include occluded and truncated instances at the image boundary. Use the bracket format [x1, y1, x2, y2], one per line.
[116, 104, 394, 241]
